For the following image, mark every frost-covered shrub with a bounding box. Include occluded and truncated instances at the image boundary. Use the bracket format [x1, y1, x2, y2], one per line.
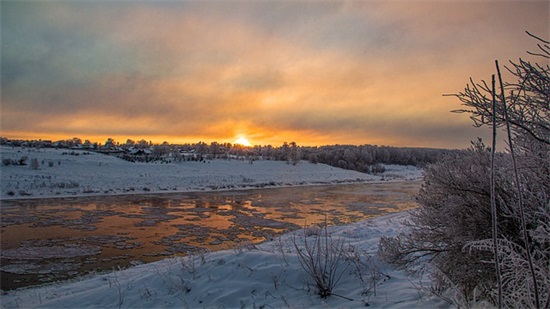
[292, 221, 350, 299]
[54, 181, 80, 189]
[370, 163, 385, 174]
[4, 156, 30, 166]
[29, 158, 39, 170]
[379, 144, 497, 300]
[2, 158, 16, 166]
[379, 141, 549, 305]
[379, 34, 549, 307]
[19, 156, 28, 165]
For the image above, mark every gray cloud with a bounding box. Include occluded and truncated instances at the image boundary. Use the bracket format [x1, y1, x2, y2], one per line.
[1, 1, 547, 148]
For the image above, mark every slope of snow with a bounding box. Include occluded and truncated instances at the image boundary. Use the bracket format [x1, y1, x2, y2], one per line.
[1, 212, 453, 308]
[0, 146, 423, 201]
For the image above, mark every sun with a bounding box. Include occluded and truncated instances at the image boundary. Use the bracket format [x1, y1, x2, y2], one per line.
[234, 136, 252, 147]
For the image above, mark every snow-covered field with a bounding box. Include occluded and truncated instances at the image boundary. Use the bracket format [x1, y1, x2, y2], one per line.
[0, 146, 452, 308]
[0, 146, 422, 200]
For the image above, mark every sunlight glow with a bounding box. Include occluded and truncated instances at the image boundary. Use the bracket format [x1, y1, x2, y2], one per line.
[234, 137, 252, 147]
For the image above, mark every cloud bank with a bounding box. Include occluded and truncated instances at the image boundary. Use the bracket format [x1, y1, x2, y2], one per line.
[2, 1, 548, 148]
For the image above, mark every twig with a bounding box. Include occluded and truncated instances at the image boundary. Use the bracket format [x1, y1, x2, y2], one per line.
[330, 292, 354, 301]
[496, 60, 540, 308]
[490, 74, 503, 308]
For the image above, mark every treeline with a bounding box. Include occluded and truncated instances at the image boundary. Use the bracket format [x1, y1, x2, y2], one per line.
[1, 137, 460, 173]
[173, 142, 459, 173]
[189, 142, 460, 174]
[299, 145, 458, 172]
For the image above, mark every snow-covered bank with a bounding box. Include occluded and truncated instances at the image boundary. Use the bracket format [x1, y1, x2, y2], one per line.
[1, 146, 449, 308]
[0, 146, 422, 201]
[1, 211, 452, 308]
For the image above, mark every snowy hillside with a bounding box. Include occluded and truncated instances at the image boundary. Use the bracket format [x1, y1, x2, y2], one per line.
[0, 146, 422, 200]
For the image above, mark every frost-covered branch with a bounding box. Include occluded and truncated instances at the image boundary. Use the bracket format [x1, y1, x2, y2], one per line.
[449, 34, 550, 146]
[380, 33, 549, 307]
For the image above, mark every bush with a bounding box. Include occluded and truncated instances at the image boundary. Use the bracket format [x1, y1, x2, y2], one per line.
[379, 144, 497, 300]
[379, 140, 549, 306]
[18, 156, 28, 165]
[292, 219, 350, 299]
[2, 158, 15, 166]
[29, 158, 39, 170]
[370, 163, 385, 174]
[379, 34, 549, 307]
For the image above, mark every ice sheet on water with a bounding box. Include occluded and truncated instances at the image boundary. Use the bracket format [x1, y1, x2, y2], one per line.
[1, 261, 81, 275]
[1, 244, 101, 275]
[2, 245, 101, 260]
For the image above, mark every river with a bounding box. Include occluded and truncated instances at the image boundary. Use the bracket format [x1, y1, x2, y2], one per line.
[0, 181, 420, 290]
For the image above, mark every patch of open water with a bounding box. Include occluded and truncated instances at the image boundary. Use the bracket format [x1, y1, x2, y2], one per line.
[0, 182, 420, 290]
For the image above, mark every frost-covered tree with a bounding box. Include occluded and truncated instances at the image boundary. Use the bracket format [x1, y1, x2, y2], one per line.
[289, 141, 300, 165]
[379, 33, 549, 308]
[125, 139, 135, 147]
[452, 32, 549, 147]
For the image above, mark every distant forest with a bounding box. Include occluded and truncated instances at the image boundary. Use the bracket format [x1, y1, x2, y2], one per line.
[1, 137, 460, 174]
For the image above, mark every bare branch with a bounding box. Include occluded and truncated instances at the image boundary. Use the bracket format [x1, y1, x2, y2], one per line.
[526, 31, 550, 44]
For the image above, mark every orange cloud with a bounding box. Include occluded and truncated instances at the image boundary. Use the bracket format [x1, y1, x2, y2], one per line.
[1, 1, 547, 148]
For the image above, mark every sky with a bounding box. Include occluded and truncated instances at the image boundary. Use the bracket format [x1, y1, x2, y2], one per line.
[1, 1, 548, 148]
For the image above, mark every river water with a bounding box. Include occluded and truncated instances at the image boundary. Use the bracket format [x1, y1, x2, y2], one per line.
[0, 181, 420, 290]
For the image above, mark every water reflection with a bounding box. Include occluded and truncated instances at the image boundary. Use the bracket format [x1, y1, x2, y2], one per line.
[0, 182, 420, 290]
